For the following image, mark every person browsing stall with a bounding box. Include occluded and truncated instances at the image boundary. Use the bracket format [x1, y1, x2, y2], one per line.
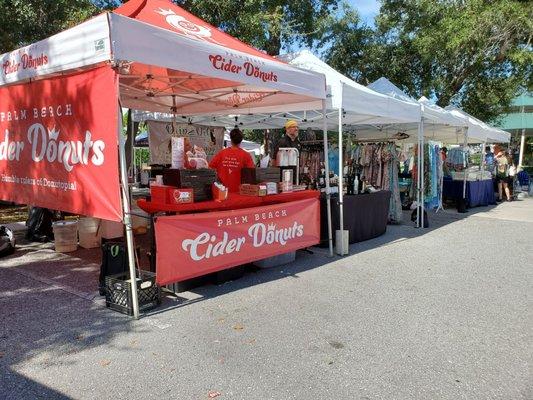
[209, 128, 255, 193]
[485, 146, 495, 172]
[494, 146, 512, 202]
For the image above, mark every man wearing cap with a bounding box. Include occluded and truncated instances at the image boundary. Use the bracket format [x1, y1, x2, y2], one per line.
[274, 120, 301, 163]
[209, 128, 255, 193]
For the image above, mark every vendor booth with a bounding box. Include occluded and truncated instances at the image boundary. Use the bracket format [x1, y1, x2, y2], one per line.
[163, 51, 423, 253]
[366, 78, 510, 216]
[0, 0, 330, 318]
[444, 106, 510, 208]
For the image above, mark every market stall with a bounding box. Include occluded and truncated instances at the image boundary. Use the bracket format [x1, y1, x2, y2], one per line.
[0, 0, 329, 318]
[167, 51, 423, 254]
[444, 106, 510, 209]
[319, 191, 391, 246]
[365, 78, 509, 217]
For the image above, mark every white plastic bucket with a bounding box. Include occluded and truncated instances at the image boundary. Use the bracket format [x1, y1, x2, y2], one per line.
[52, 220, 78, 253]
[78, 217, 101, 249]
[101, 219, 124, 239]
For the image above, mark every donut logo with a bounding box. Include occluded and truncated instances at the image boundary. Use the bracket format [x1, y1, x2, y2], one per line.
[154, 8, 222, 44]
[173, 189, 191, 203]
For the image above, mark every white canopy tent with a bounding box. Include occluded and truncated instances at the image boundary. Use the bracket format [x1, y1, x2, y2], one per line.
[0, 0, 329, 317]
[364, 78, 467, 142]
[133, 51, 424, 253]
[367, 78, 511, 214]
[445, 106, 511, 144]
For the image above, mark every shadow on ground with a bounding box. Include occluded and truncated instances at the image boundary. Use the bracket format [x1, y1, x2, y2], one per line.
[1, 200, 515, 316]
[0, 266, 140, 399]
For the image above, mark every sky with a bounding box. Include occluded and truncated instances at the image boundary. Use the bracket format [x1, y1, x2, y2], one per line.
[347, 0, 380, 26]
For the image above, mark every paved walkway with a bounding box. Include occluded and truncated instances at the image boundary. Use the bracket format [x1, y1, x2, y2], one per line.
[1, 199, 532, 399]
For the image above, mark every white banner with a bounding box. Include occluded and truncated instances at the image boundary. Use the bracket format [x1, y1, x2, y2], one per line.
[147, 121, 224, 164]
[0, 14, 111, 86]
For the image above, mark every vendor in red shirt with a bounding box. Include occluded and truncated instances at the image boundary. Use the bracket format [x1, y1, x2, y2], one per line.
[209, 128, 255, 192]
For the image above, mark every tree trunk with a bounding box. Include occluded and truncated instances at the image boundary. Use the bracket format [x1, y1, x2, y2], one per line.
[265, 34, 281, 56]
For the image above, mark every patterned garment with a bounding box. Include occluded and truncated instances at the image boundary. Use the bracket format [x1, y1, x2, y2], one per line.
[349, 142, 402, 223]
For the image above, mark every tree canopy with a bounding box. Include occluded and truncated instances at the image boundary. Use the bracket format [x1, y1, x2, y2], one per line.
[175, 0, 341, 56]
[0, 0, 98, 53]
[1, 0, 530, 123]
[326, 0, 533, 122]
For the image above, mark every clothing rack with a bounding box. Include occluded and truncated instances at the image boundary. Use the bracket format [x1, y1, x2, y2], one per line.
[352, 139, 396, 144]
[348, 141, 403, 223]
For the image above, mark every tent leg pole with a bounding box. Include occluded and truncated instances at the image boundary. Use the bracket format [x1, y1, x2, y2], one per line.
[118, 107, 140, 319]
[463, 128, 468, 200]
[420, 118, 425, 228]
[519, 128, 525, 168]
[416, 121, 422, 228]
[480, 141, 486, 171]
[338, 107, 345, 254]
[322, 100, 333, 257]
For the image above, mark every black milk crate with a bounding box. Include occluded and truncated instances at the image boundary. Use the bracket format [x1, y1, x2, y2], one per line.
[105, 271, 161, 316]
[163, 168, 216, 201]
[241, 167, 280, 184]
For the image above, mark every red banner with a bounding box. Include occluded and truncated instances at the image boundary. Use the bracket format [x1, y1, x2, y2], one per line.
[0, 66, 122, 221]
[155, 198, 320, 284]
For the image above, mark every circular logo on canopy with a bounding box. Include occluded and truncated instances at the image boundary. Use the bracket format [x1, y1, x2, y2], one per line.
[155, 8, 212, 39]
[177, 20, 201, 33]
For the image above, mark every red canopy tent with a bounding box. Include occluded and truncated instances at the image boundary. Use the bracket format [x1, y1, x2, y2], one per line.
[0, 0, 327, 318]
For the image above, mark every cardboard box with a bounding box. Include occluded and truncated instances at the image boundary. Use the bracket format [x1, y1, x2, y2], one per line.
[151, 185, 194, 204]
[241, 167, 280, 184]
[239, 184, 267, 197]
[262, 182, 278, 195]
[150, 184, 169, 203]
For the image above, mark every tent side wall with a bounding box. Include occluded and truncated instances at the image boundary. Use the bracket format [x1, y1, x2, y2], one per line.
[0, 66, 123, 222]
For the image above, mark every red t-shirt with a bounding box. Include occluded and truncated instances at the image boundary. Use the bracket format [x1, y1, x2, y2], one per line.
[209, 146, 255, 192]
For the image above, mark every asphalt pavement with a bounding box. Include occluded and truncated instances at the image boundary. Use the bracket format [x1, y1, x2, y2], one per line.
[1, 199, 532, 399]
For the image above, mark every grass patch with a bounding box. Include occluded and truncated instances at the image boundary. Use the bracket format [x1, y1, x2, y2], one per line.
[0, 204, 28, 224]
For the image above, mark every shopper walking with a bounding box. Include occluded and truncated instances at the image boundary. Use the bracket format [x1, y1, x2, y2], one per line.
[494, 146, 511, 202]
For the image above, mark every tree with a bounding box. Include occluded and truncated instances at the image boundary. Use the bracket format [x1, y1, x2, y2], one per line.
[317, 3, 373, 83]
[175, 0, 341, 56]
[326, 0, 533, 123]
[2, 1, 348, 59]
[0, 0, 104, 54]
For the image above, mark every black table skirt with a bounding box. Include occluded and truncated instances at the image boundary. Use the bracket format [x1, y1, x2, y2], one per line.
[320, 191, 391, 246]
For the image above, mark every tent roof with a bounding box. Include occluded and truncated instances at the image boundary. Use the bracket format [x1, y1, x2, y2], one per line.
[445, 106, 510, 143]
[368, 77, 414, 103]
[133, 50, 423, 130]
[114, 0, 278, 63]
[0, 0, 326, 115]
[368, 78, 464, 128]
[279, 50, 421, 125]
